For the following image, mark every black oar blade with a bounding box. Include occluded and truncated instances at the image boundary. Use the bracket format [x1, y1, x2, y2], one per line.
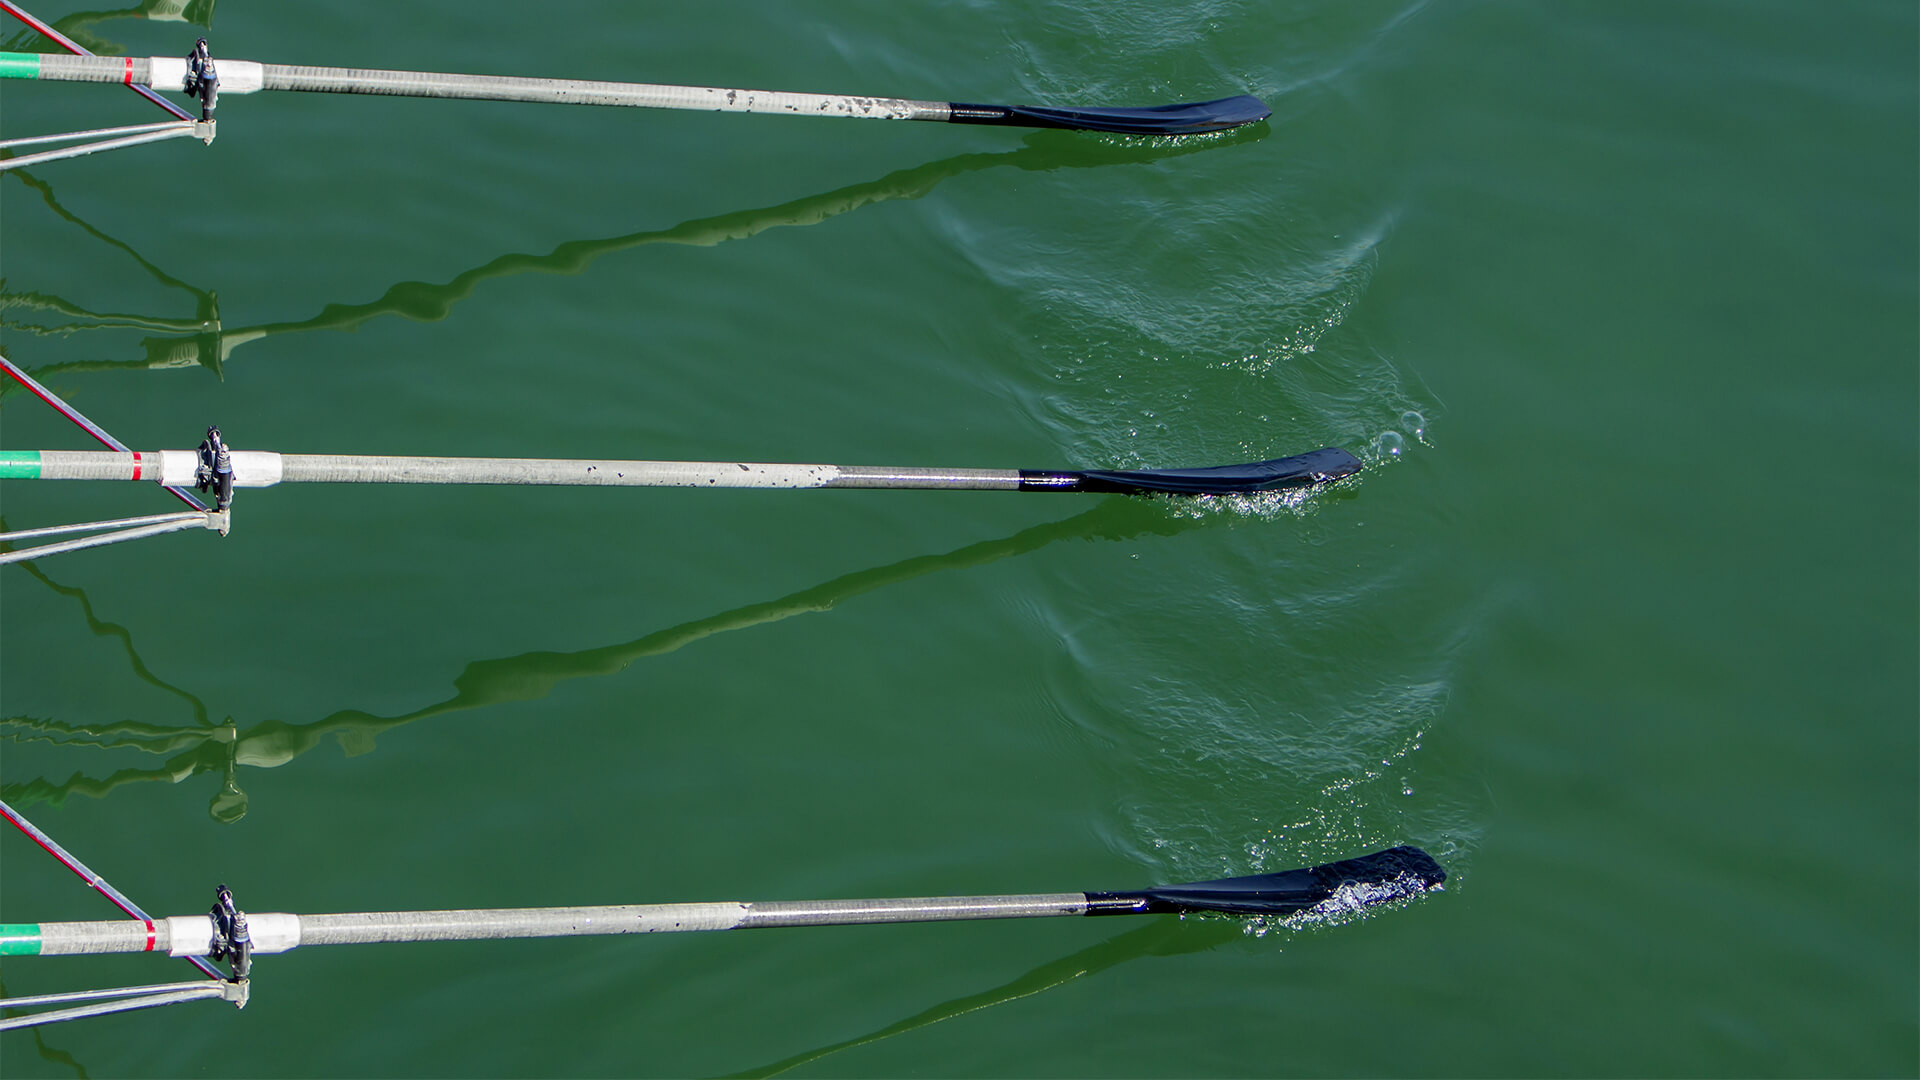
[947, 94, 1271, 136]
[1086, 846, 1445, 918]
[1022, 446, 1361, 496]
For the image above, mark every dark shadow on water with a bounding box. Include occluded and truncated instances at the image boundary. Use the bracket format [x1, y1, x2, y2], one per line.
[722, 918, 1239, 1079]
[2, 498, 1199, 822]
[3, 124, 1264, 384]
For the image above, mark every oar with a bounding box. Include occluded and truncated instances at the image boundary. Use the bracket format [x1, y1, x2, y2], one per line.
[1, 444, 1361, 497]
[0, 48, 1270, 136]
[0, 847, 1444, 962]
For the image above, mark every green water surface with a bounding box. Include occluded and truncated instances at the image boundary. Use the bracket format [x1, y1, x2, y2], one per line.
[0, 1, 1914, 1076]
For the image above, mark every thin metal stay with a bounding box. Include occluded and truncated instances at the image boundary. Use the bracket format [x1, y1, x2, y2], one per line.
[0, 118, 214, 172]
[0, 509, 228, 565]
[0, 980, 243, 1031]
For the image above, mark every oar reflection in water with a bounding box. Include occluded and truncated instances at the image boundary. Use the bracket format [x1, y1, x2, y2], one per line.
[0, 0, 213, 57]
[3, 498, 1220, 822]
[3, 128, 1258, 382]
[5, 549, 209, 725]
[0, 170, 218, 342]
[729, 918, 1234, 1079]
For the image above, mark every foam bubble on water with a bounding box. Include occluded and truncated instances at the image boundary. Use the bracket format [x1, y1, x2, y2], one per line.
[1295, 872, 1439, 926]
[1156, 486, 1316, 522]
[1373, 430, 1405, 460]
[1145, 462, 1374, 523]
[1234, 719, 1438, 884]
[1235, 871, 1441, 938]
[1400, 410, 1428, 442]
[1325, 871, 1437, 913]
[1083, 125, 1251, 152]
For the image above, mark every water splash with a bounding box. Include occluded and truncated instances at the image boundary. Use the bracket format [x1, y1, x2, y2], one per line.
[1240, 870, 1444, 938]
[1151, 475, 1353, 523]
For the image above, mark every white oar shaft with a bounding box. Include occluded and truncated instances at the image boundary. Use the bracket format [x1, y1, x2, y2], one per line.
[32, 53, 950, 121]
[20, 894, 1088, 956]
[261, 64, 950, 121]
[279, 456, 1018, 490]
[15, 450, 1022, 491]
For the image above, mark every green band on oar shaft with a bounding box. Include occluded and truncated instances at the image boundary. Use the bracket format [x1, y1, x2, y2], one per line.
[0, 925, 43, 955]
[0, 451, 43, 479]
[0, 52, 41, 79]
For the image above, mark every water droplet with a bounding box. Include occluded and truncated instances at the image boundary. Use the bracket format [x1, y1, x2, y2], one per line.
[1376, 430, 1405, 458]
[1400, 411, 1426, 439]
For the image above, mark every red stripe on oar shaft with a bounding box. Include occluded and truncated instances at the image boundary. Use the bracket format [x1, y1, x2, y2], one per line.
[0, 0, 194, 121]
[145, 920, 157, 951]
[123, 55, 133, 85]
[131, 451, 144, 481]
